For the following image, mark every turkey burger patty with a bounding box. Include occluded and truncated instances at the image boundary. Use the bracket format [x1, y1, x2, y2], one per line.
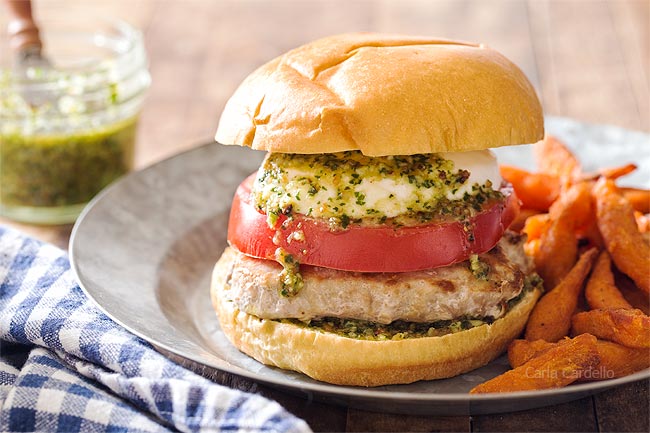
[221, 233, 532, 325]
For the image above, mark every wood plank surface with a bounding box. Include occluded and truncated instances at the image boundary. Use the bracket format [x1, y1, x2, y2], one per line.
[593, 379, 650, 433]
[1, 1, 648, 432]
[472, 396, 598, 432]
[528, 0, 645, 131]
[609, 0, 650, 132]
[347, 410, 470, 432]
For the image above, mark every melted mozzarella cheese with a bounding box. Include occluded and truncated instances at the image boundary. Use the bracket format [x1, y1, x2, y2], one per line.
[253, 150, 503, 223]
[443, 150, 502, 200]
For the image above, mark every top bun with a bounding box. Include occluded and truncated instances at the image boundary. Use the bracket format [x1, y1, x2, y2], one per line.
[215, 32, 544, 156]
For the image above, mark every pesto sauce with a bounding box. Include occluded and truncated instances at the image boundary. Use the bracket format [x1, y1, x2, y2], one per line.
[282, 316, 492, 341]
[254, 151, 503, 228]
[275, 248, 304, 297]
[0, 117, 137, 207]
[469, 254, 491, 280]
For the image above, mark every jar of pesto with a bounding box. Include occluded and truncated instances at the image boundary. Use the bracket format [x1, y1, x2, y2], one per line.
[0, 17, 150, 224]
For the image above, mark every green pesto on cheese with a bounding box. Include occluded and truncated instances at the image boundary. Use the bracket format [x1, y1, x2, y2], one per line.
[253, 151, 502, 228]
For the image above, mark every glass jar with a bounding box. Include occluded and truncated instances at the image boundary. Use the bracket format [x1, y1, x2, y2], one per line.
[0, 17, 150, 224]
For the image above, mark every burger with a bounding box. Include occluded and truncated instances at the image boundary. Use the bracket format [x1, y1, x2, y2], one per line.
[211, 33, 544, 386]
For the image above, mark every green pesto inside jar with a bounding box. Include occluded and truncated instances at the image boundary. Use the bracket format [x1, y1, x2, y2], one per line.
[0, 117, 136, 209]
[0, 17, 150, 224]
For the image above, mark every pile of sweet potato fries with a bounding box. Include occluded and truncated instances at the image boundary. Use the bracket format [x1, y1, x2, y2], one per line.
[471, 136, 650, 393]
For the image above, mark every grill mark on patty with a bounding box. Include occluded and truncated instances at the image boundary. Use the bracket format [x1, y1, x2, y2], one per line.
[437, 280, 456, 292]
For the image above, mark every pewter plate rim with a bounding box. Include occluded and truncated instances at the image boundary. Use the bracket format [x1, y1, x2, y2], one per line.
[70, 116, 650, 414]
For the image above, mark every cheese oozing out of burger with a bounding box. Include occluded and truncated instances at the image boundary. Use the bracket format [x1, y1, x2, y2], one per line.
[211, 33, 545, 387]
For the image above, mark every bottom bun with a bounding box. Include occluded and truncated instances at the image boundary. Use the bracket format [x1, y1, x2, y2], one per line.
[211, 247, 541, 387]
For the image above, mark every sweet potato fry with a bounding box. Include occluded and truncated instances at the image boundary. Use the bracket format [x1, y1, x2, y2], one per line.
[523, 213, 551, 241]
[548, 181, 594, 224]
[535, 136, 582, 184]
[635, 212, 650, 233]
[622, 188, 650, 214]
[569, 182, 603, 249]
[500, 165, 560, 211]
[599, 163, 637, 180]
[510, 208, 540, 233]
[578, 229, 604, 253]
[572, 308, 650, 348]
[522, 213, 550, 257]
[536, 182, 593, 290]
[593, 178, 650, 294]
[582, 163, 638, 182]
[575, 214, 604, 250]
[508, 337, 650, 380]
[526, 248, 598, 342]
[470, 334, 599, 393]
[583, 340, 650, 380]
[535, 215, 578, 290]
[615, 270, 650, 314]
[508, 339, 555, 368]
[585, 251, 633, 310]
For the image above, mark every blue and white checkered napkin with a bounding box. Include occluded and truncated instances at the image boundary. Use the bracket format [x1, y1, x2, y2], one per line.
[0, 226, 312, 433]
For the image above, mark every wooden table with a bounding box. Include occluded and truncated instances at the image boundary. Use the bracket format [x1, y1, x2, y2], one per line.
[2, 1, 649, 431]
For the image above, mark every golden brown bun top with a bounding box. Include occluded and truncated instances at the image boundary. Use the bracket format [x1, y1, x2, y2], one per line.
[215, 32, 544, 156]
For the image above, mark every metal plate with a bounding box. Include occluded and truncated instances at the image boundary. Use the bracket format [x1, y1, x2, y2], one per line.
[70, 116, 650, 415]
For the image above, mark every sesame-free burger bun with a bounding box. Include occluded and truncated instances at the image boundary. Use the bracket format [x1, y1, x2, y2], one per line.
[211, 247, 542, 387]
[215, 32, 544, 156]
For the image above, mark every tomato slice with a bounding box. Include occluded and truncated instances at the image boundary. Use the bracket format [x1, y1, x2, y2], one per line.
[227, 174, 519, 272]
